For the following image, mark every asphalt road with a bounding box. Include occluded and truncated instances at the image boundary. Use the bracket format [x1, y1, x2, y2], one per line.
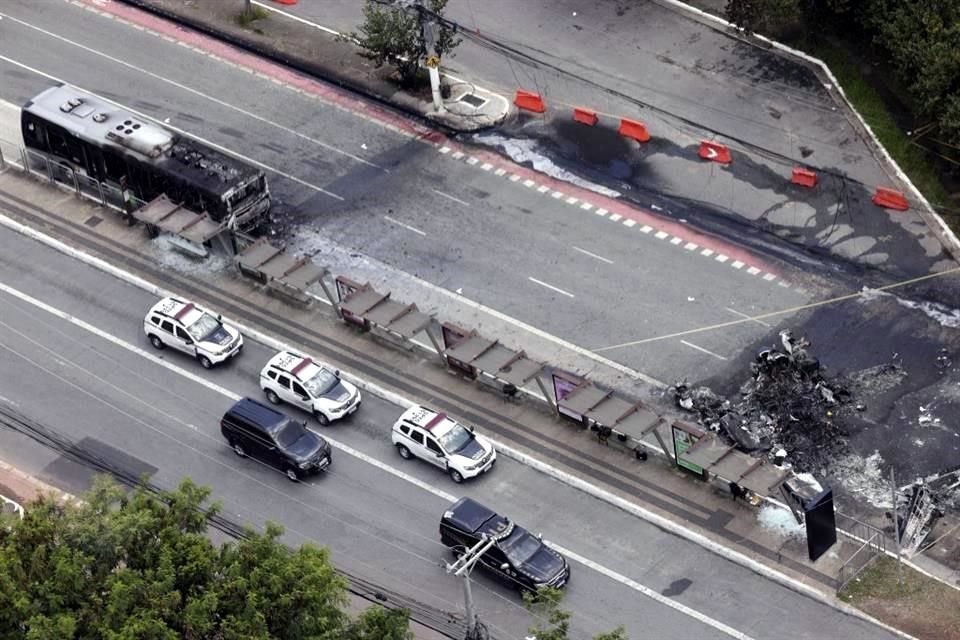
[0, 0, 815, 386]
[0, 221, 900, 640]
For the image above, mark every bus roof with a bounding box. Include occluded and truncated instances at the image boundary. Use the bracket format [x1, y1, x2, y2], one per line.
[24, 84, 262, 196]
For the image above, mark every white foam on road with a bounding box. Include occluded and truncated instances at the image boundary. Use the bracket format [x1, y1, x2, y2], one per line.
[474, 133, 621, 199]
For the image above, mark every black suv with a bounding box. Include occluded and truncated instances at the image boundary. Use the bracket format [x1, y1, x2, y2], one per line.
[439, 497, 570, 592]
[221, 397, 332, 481]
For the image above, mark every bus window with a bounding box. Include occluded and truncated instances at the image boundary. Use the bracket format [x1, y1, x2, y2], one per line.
[102, 149, 127, 183]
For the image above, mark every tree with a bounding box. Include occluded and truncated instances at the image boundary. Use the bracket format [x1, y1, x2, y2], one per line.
[523, 588, 626, 640]
[347, 0, 461, 87]
[0, 476, 412, 640]
[865, 0, 960, 147]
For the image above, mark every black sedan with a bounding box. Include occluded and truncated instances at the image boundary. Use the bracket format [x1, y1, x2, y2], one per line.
[439, 497, 570, 592]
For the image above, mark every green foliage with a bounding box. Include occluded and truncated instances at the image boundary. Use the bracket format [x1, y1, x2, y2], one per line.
[347, 0, 461, 86]
[522, 587, 626, 640]
[724, 0, 802, 37]
[0, 476, 411, 640]
[866, 0, 960, 136]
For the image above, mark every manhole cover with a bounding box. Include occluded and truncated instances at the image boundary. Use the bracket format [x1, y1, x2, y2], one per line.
[84, 215, 103, 227]
[459, 93, 486, 109]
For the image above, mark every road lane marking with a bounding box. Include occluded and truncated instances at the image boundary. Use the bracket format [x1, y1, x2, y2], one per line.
[549, 544, 756, 640]
[528, 277, 575, 298]
[0, 12, 383, 172]
[725, 307, 772, 328]
[0, 54, 344, 201]
[572, 246, 614, 264]
[431, 188, 470, 207]
[679, 340, 728, 360]
[0, 279, 754, 640]
[383, 215, 427, 236]
[0, 211, 665, 388]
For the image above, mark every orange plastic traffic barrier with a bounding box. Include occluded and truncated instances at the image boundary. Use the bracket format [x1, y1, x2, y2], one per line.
[872, 187, 909, 211]
[698, 141, 732, 163]
[573, 107, 598, 126]
[618, 118, 651, 143]
[514, 90, 546, 114]
[791, 167, 817, 188]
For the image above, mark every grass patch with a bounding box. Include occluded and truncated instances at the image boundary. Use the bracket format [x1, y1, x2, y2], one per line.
[236, 6, 269, 29]
[840, 556, 960, 640]
[809, 42, 953, 218]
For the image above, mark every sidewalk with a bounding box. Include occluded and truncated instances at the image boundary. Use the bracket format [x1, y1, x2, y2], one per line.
[4, 157, 958, 638]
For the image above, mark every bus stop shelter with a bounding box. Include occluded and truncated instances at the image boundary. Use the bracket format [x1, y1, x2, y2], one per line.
[236, 238, 330, 306]
[334, 277, 439, 354]
[555, 379, 667, 457]
[133, 195, 222, 257]
[441, 330, 547, 401]
[679, 432, 790, 499]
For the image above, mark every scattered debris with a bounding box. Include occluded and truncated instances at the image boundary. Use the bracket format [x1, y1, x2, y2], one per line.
[671, 330, 852, 472]
[758, 503, 806, 539]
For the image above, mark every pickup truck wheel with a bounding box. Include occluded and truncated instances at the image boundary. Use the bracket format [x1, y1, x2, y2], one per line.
[232, 442, 246, 457]
[198, 355, 213, 369]
[449, 469, 464, 484]
[148, 335, 164, 350]
[265, 389, 280, 405]
[397, 444, 412, 460]
[315, 410, 330, 426]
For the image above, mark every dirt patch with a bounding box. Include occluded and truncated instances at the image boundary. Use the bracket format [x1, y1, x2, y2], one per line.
[841, 556, 960, 640]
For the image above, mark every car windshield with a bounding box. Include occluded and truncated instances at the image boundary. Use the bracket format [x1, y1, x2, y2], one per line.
[438, 424, 472, 453]
[276, 420, 306, 448]
[186, 313, 220, 341]
[303, 368, 338, 396]
[500, 529, 542, 566]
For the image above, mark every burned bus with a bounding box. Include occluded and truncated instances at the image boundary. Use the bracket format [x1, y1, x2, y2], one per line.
[21, 84, 270, 228]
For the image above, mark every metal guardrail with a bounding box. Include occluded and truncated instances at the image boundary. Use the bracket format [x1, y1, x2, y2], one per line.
[835, 512, 888, 592]
[2, 141, 147, 215]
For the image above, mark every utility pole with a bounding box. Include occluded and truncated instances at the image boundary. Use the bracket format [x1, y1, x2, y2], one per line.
[397, 0, 445, 113]
[446, 536, 494, 640]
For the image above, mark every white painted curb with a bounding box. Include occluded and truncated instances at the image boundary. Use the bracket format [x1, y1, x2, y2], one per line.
[0, 212, 919, 639]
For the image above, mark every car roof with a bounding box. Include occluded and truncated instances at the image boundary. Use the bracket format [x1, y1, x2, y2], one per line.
[266, 350, 327, 381]
[443, 497, 513, 538]
[401, 406, 460, 438]
[150, 296, 204, 325]
[225, 397, 288, 433]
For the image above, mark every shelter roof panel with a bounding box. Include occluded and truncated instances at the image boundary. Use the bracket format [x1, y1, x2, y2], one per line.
[281, 262, 327, 291]
[496, 357, 543, 387]
[385, 307, 432, 339]
[585, 396, 635, 427]
[740, 465, 790, 496]
[471, 344, 519, 374]
[681, 436, 734, 469]
[560, 385, 611, 414]
[340, 287, 389, 316]
[445, 335, 497, 363]
[365, 298, 410, 327]
[612, 405, 660, 439]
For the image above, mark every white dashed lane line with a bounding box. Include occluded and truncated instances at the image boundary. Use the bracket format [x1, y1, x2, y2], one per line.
[679, 340, 729, 361]
[383, 215, 426, 236]
[572, 246, 614, 264]
[528, 277, 575, 298]
[431, 188, 470, 207]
